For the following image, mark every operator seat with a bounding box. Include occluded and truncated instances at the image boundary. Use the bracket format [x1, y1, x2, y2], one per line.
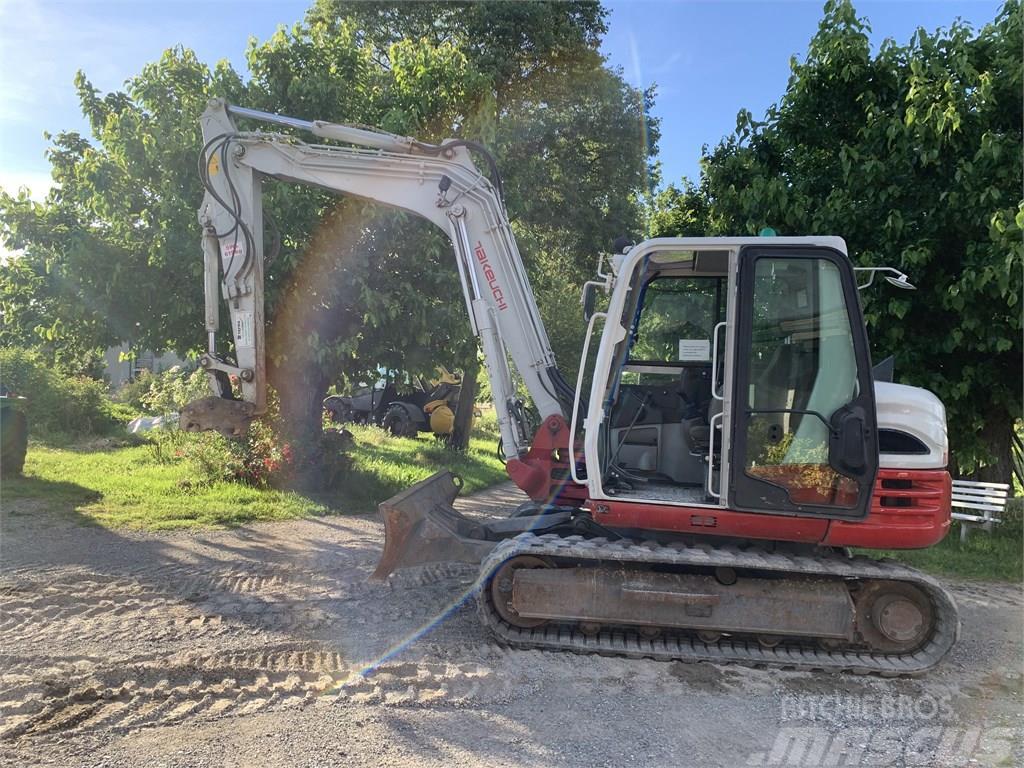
[679, 366, 719, 454]
[686, 396, 722, 452]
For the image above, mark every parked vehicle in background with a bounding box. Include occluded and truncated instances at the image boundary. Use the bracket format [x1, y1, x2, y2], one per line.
[323, 367, 463, 440]
[323, 379, 399, 427]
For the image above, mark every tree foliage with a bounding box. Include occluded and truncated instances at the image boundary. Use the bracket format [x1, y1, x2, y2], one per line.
[0, 1, 657, 451]
[651, 0, 1022, 482]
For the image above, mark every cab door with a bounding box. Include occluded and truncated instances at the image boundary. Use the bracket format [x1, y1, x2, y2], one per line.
[728, 246, 878, 518]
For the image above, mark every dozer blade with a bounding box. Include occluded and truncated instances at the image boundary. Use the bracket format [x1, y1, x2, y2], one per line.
[180, 396, 257, 438]
[373, 471, 500, 579]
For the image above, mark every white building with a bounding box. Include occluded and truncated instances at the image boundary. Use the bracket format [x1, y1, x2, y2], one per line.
[103, 344, 188, 389]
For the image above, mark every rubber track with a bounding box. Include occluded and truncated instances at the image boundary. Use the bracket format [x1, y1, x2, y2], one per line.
[476, 533, 960, 676]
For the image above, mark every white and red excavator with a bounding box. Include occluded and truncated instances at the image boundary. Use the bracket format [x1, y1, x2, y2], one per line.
[182, 99, 958, 674]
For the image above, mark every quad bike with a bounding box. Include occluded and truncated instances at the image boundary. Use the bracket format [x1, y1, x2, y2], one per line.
[323, 378, 400, 426]
[381, 367, 463, 439]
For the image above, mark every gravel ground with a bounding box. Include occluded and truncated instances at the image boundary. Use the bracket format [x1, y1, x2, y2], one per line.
[1, 483, 1021, 767]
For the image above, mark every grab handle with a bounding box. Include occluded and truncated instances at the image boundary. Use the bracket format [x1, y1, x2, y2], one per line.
[711, 321, 727, 400]
[569, 312, 607, 485]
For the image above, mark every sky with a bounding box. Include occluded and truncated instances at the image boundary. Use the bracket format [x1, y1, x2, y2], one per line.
[0, 0, 1004, 204]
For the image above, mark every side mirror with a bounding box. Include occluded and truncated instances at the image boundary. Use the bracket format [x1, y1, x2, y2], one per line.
[855, 267, 916, 291]
[582, 283, 598, 322]
[829, 404, 868, 475]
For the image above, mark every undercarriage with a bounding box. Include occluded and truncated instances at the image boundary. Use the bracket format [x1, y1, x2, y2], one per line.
[376, 472, 959, 676]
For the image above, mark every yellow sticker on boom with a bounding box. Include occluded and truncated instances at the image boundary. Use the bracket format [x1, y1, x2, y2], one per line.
[207, 155, 220, 176]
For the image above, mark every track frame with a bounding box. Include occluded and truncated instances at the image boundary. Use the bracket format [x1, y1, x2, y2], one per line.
[476, 533, 959, 676]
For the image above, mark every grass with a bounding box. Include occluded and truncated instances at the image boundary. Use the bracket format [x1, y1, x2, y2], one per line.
[2, 442, 329, 530]
[340, 423, 507, 509]
[1, 421, 508, 531]
[863, 519, 1023, 582]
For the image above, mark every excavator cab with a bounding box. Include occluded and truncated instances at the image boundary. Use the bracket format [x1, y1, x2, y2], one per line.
[586, 240, 880, 524]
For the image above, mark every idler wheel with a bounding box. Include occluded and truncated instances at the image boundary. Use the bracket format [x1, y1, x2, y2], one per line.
[489, 555, 552, 629]
[855, 581, 933, 653]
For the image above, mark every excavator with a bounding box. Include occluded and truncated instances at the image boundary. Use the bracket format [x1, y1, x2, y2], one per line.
[182, 99, 958, 675]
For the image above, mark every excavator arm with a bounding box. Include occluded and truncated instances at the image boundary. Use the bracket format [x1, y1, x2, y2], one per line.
[183, 99, 574, 459]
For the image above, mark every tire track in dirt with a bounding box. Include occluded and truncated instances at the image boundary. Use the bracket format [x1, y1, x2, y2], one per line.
[0, 644, 348, 740]
[0, 596, 345, 646]
[0, 555, 472, 658]
[0, 565, 328, 604]
[0, 563, 390, 645]
[0, 643, 531, 740]
[335, 660, 518, 707]
[0, 555, 523, 741]
[948, 581, 1021, 608]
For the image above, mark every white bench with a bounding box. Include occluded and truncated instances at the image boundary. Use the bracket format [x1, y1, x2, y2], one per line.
[951, 480, 1010, 542]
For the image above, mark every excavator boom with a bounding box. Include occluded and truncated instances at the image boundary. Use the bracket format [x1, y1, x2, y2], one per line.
[184, 98, 570, 458]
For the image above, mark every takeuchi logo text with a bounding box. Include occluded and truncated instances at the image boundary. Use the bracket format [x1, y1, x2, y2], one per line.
[474, 241, 508, 311]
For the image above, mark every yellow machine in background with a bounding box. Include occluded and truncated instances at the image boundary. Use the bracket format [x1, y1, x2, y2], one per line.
[423, 366, 461, 437]
[324, 366, 465, 439]
[373, 366, 464, 439]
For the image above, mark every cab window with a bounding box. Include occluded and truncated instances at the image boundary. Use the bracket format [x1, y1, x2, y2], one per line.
[630, 277, 724, 364]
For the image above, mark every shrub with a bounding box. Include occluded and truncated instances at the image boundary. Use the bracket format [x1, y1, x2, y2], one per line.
[115, 370, 156, 410]
[148, 427, 282, 487]
[103, 401, 140, 426]
[1000, 497, 1022, 536]
[0, 347, 118, 439]
[116, 366, 208, 415]
[149, 395, 351, 490]
[471, 410, 500, 443]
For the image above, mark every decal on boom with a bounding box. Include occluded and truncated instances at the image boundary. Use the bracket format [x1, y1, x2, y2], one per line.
[474, 241, 508, 311]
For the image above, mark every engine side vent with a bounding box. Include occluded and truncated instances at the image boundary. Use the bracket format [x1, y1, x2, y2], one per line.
[871, 469, 950, 522]
[879, 495, 913, 507]
[878, 429, 930, 455]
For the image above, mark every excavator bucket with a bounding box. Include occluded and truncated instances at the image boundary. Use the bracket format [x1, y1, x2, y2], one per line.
[372, 471, 499, 579]
[180, 396, 257, 439]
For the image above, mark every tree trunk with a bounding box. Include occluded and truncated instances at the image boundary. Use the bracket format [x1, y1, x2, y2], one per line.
[268, 357, 329, 490]
[273, 369, 326, 445]
[1011, 431, 1024, 489]
[450, 358, 479, 451]
[976, 406, 1014, 487]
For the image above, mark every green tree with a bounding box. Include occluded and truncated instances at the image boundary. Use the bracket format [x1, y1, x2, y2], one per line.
[0, 2, 656, 460]
[0, 50, 242, 368]
[651, 0, 1022, 483]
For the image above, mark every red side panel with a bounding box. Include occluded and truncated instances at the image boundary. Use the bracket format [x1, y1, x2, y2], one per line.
[509, 420, 950, 550]
[566, 467, 950, 550]
[590, 500, 829, 543]
[823, 468, 951, 549]
[506, 415, 589, 505]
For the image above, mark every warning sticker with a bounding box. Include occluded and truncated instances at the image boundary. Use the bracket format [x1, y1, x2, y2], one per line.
[222, 242, 244, 263]
[234, 311, 254, 348]
[678, 339, 711, 362]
